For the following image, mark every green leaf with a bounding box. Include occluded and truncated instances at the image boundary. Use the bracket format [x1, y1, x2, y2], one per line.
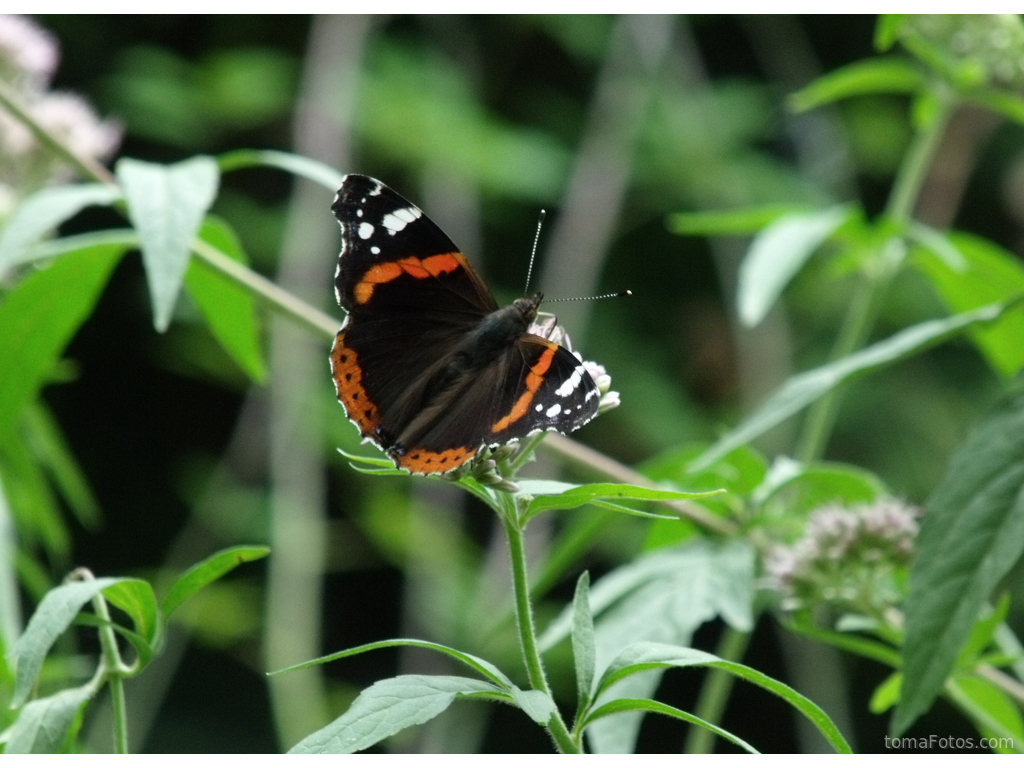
[737, 204, 854, 327]
[869, 672, 902, 714]
[161, 545, 270, 618]
[753, 457, 886, 515]
[666, 204, 809, 237]
[946, 675, 1024, 752]
[0, 244, 127, 438]
[571, 571, 596, 716]
[895, 387, 1024, 736]
[522, 480, 721, 520]
[217, 149, 344, 191]
[10, 577, 120, 707]
[0, 184, 121, 272]
[508, 686, 556, 726]
[539, 539, 755, 653]
[875, 15, 909, 51]
[958, 595, 1010, 669]
[23, 403, 101, 530]
[914, 232, 1024, 378]
[692, 300, 1018, 471]
[583, 697, 759, 754]
[271, 637, 512, 690]
[783, 617, 901, 668]
[789, 57, 925, 113]
[184, 216, 266, 381]
[117, 156, 220, 331]
[905, 221, 966, 272]
[0, 432, 68, 559]
[597, 642, 851, 753]
[3, 683, 92, 754]
[101, 579, 160, 648]
[287, 675, 507, 753]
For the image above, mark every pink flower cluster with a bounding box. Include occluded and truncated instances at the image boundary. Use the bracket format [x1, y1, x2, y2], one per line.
[0, 15, 121, 216]
[764, 499, 919, 613]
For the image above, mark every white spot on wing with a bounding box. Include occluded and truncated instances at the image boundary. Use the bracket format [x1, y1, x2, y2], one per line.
[546, 403, 562, 418]
[556, 365, 586, 397]
[382, 206, 422, 235]
[358, 222, 375, 239]
[535, 403, 543, 412]
[371, 246, 380, 254]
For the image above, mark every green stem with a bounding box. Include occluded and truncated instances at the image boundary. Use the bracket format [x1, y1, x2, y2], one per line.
[91, 591, 129, 754]
[683, 627, 750, 754]
[795, 92, 955, 462]
[502, 506, 580, 754]
[0, 78, 115, 186]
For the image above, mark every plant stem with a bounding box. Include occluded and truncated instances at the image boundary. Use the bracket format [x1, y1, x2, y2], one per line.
[795, 91, 955, 462]
[190, 239, 339, 338]
[502, 507, 580, 754]
[0, 79, 116, 186]
[91, 591, 129, 754]
[683, 627, 750, 754]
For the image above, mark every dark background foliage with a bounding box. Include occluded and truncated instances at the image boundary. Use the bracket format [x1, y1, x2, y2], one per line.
[13, 14, 1024, 752]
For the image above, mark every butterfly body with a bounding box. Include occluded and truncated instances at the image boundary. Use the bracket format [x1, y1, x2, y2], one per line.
[330, 174, 599, 474]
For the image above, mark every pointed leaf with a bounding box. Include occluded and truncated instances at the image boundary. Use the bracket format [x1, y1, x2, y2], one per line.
[693, 300, 1017, 470]
[3, 684, 92, 754]
[271, 637, 511, 689]
[789, 57, 924, 112]
[522, 480, 721, 519]
[738, 204, 854, 327]
[0, 184, 120, 272]
[875, 15, 908, 50]
[509, 686, 556, 725]
[583, 697, 759, 754]
[666, 205, 809, 237]
[10, 578, 120, 707]
[540, 539, 755, 653]
[869, 672, 902, 714]
[598, 641, 851, 753]
[288, 675, 506, 753]
[0, 244, 127, 438]
[946, 675, 1024, 751]
[895, 387, 1024, 735]
[161, 545, 270, 618]
[914, 232, 1024, 378]
[571, 571, 596, 714]
[23, 404, 101, 530]
[184, 216, 265, 381]
[218, 149, 344, 191]
[101, 579, 159, 647]
[117, 156, 219, 331]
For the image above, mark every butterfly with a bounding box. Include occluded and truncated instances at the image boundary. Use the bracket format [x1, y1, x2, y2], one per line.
[330, 174, 600, 474]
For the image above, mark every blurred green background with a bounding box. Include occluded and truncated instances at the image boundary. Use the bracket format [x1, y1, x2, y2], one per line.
[14, 14, 1024, 752]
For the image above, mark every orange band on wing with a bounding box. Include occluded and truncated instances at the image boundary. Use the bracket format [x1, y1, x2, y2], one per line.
[353, 252, 463, 304]
[330, 332, 381, 437]
[396, 445, 477, 474]
[491, 343, 558, 433]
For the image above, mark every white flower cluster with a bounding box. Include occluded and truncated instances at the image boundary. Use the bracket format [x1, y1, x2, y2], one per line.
[764, 499, 919, 613]
[0, 15, 120, 219]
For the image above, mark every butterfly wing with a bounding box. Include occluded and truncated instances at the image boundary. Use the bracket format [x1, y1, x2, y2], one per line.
[389, 334, 600, 474]
[330, 174, 497, 449]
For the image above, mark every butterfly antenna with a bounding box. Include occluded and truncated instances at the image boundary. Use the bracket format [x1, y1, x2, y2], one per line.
[524, 209, 546, 295]
[546, 290, 633, 302]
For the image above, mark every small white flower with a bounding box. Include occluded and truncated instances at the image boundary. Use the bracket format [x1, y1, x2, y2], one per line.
[0, 15, 58, 87]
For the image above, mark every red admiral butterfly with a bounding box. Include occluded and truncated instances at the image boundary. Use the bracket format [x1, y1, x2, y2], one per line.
[330, 174, 601, 474]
